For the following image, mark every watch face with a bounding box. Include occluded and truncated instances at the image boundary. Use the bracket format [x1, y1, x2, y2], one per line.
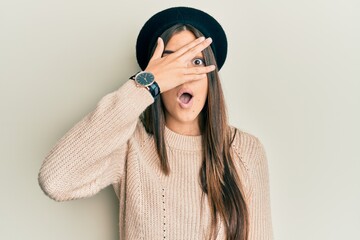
[135, 72, 155, 86]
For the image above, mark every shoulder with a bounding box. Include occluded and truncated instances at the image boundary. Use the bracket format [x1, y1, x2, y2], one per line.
[229, 125, 264, 157]
[228, 125, 265, 197]
[129, 118, 154, 147]
[229, 125, 270, 196]
[228, 125, 268, 176]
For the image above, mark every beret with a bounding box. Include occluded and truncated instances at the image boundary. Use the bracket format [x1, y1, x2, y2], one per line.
[136, 6, 227, 71]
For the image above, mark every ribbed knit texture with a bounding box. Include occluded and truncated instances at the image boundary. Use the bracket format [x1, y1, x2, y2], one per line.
[38, 80, 273, 239]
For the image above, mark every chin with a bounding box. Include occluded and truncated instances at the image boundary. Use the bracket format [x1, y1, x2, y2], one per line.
[167, 110, 201, 124]
[176, 113, 199, 123]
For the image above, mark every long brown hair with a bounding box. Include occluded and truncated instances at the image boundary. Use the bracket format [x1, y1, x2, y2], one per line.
[141, 24, 249, 240]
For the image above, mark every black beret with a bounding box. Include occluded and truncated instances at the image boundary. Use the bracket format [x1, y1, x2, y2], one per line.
[136, 6, 227, 71]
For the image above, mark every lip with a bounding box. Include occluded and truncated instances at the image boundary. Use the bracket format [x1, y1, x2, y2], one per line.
[177, 88, 194, 109]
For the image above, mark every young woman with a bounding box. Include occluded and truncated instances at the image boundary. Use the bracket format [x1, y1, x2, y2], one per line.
[38, 6, 273, 240]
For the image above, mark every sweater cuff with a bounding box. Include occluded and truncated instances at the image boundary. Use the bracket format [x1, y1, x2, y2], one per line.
[116, 80, 155, 117]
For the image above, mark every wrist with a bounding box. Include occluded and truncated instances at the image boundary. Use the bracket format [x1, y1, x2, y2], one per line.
[129, 71, 161, 99]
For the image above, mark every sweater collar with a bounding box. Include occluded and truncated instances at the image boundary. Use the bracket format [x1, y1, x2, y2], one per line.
[164, 125, 203, 151]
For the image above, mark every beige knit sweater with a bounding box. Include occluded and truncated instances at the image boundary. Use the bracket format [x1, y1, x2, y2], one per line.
[38, 80, 273, 239]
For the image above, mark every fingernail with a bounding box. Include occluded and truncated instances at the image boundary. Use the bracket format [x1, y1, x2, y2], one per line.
[199, 36, 205, 41]
[207, 37, 212, 42]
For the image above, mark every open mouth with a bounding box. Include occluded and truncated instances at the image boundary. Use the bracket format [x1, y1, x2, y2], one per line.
[179, 92, 193, 104]
[177, 89, 194, 108]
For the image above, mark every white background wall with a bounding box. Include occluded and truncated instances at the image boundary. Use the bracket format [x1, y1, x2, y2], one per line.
[1, 0, 359, 239]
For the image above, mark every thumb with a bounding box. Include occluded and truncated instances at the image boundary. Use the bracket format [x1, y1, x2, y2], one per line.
[150, 38, 164, 60]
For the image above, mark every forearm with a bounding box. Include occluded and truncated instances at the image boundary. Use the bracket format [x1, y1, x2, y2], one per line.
[38, 80, 154, 201]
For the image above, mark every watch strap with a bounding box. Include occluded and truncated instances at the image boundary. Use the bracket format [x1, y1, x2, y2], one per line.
[148, 81, 160, 99]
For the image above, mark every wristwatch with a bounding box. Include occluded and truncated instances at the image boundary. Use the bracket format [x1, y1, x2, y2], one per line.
[129, 71, 161, 99]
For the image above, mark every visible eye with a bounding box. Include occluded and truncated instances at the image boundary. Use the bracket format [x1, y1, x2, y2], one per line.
[192, 58, 205, 66]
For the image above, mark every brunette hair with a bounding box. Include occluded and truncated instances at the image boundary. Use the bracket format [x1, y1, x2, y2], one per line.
[140, 24, 249, 240]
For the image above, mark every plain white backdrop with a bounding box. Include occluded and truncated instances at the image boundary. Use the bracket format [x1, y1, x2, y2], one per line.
[1, 0, 359, 239]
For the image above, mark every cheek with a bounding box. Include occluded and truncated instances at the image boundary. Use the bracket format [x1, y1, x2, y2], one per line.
[160, 91, 176, 109]
[191, 82, 208, 112]
[197, 78, 209, 102]
[195, 93, 207, 107]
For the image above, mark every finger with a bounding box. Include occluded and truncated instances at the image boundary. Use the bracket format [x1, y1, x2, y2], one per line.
[171, 36, 206, 58]
[182, 37, 213, 61]
[183, 65, 216, 75]
[182, 73, 208, 82]
[150, 38, 164, 60]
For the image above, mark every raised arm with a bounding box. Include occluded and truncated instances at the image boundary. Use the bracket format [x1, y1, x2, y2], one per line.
[38, 80, 153, 201]
[38, 36, 216, 202]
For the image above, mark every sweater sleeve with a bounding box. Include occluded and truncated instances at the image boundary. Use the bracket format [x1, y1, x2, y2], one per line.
[248, 138, 274, 240]
[38, 80, 154, 202]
